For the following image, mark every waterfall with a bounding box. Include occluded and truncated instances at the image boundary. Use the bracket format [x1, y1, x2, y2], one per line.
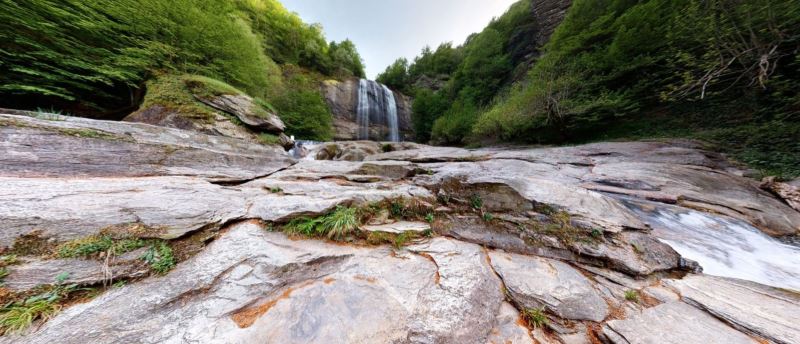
[382, 84, 400, 142]
[355, 79, 400, 141]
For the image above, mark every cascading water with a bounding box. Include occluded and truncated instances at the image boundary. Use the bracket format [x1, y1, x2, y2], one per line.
[356, 79, 372, 140]
[382, 84, 400, 142]
[356, 79, 400, 141]
[619, 197, 800, 291]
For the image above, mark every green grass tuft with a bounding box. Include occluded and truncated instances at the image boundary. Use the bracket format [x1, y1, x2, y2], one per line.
[625, 290, 640, 303]
[284, 206, 360, 240]
[257, 133, 281, 146]
[470, 194, 483, 210]
[57, 236, 146, 258]
[521, 307, 548, 329]
[141, 242, 175, 275]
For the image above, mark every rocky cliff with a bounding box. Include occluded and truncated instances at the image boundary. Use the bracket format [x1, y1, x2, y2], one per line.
[321, 78, 414, 141]
[1, 112, 799, 343]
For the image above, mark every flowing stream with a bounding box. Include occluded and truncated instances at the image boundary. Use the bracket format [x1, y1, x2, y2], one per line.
[356, 79, 400, 141]
[620, 197, 800, 291]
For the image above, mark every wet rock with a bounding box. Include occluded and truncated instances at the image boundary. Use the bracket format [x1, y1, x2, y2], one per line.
[320, 78, 413, 141]
[5, 223, 505, 344]
[198, 94, 285, 133]
[666, 275, 800, 344]
[0, 113, 294, 182]
[590, 162, 800, 236]
[486, 302, 535, 344]
[572, 230, 685, 276]
[488, 250, 609, 322]
[603, 302, 757, 344]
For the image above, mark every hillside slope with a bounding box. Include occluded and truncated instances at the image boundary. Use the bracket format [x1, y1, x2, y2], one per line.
[0, 0, 365, 141]
[381, 0, 800, 178]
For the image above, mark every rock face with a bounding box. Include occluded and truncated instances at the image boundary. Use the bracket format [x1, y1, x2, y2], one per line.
[489, 251, 609, 322]
[125, 93, 290, 148]
[0, 114, 294, 181]
[530, 0, 573, 49]
[4, 223, 504, 344]
[320, 78, 413, 141]
[197, 94, 285, 133]
[666, 275, 800, 344]
[603, 302, 758, 344]
[2, 115, 800, 343]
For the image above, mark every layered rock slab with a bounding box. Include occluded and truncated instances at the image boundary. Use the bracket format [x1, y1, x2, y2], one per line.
[488, 251, 609, 322]
[0, 174, 433, 248]
[4, 223, 506, 344]
[0, 113, 294, 181]
[603, 302, 757, 344]
[666, 275, 800, 344]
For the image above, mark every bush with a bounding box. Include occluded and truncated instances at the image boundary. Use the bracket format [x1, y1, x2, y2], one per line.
[270, 66, 333, 141]
[0, 0, 285, 115]
[0, 0, 363, 120]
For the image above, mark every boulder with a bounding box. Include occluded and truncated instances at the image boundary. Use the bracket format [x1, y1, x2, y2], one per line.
[488, 251, 609, 322]
[197, 94, 285, 133]
[603, 302, 757, 344]
[123, 105, 264, 143]
[666, 275, 800, 344]
[0, 113, 294, 182]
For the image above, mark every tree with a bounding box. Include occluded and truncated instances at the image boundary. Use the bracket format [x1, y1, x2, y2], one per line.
[376, 58, 409, 92]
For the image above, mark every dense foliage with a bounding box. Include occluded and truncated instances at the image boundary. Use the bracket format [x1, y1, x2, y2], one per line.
[0, 0, 364, 133]
[377, 0, 534, 143]
[381, 0, 800, 177]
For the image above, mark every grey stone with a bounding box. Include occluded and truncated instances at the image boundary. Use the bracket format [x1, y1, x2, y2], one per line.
[488, 250, 609, 322]
[5, 223, 505, 344]
[361, 221, 430, 234]
[3, 248, 149, 292]
[486, 302, 534, 344]
[603, 302, 756, 344]
[0, 174, 433, 248]
[0, 113, 294, 182]
[667, 275, 800, 344]
[198, 94, 285, 133]
[320, 79, 413, 141]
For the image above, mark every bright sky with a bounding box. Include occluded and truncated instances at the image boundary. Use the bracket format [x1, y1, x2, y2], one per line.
[282, 0, 519, 79]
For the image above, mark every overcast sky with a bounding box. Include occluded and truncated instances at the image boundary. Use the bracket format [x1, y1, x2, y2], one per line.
[282, 0, 519, 79]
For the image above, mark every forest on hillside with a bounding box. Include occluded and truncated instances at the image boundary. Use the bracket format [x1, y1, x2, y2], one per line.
[379, 0, 800, 178]
[0, 0, 366, 140]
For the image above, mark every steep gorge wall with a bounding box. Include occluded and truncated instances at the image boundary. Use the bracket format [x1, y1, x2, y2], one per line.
[531, 0, 572, 47]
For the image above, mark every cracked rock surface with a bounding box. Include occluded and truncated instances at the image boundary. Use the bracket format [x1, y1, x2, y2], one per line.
[1, 114, 799, 343]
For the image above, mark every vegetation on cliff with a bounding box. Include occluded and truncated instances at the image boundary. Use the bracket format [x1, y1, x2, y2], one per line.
[0, 0, 361, 140]
[380, 0, 800, 178]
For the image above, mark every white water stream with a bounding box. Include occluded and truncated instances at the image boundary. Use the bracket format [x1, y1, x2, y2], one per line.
[621, 198, 800, 291]
[355, 79, 400, 141]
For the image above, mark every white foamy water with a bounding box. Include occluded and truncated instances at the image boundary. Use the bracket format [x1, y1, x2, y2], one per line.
[356, 79, 400, 142]
[621, 198, 800, 291]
